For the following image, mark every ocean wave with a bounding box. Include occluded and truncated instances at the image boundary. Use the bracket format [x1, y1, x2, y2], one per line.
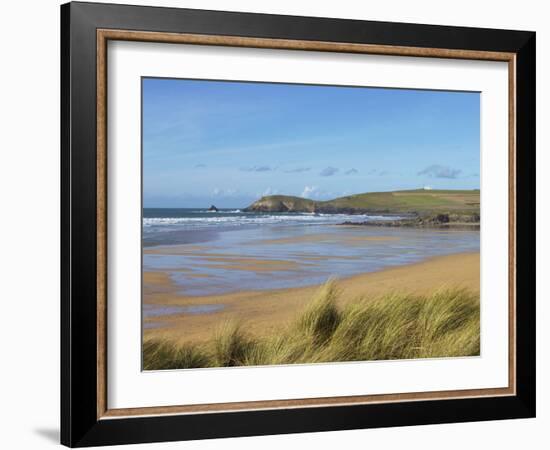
[143, 213, 401, 229]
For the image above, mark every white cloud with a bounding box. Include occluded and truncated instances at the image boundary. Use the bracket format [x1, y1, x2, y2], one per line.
[301, 186, 352, 200]
[261, 187, 279, 196]
[212, 188, 238, 197]
[301, 185, 325, 199]
[301, 185, 316, 198]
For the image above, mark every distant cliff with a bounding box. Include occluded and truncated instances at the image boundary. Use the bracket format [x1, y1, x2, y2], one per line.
[243, 195, 316, 213]
[244, 189, 480, 217]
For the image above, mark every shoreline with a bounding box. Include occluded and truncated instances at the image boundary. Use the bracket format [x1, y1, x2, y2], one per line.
[143, 251, 480, 345]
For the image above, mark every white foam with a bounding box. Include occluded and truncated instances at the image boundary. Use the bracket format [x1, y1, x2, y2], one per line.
[142, 213, 401, 229]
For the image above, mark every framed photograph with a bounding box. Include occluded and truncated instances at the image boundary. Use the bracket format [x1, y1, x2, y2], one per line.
[61, 2, 536, 447]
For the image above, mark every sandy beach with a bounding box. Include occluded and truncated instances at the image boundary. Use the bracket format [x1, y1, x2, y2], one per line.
[143, 251, 480, 345]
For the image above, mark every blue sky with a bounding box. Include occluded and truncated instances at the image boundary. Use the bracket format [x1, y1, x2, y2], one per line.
[143, 78, 479, 208]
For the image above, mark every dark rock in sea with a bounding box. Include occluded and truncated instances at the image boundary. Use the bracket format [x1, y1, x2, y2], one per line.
[208, 205, 219, 212]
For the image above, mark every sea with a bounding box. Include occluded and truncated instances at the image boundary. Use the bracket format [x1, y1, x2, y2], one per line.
[143, 208, 480, 297]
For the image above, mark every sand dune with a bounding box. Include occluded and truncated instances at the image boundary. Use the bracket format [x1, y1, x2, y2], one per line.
[143, 252, 480, 345]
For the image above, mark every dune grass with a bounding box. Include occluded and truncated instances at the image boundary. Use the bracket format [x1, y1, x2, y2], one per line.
[143, 282, 480, 370]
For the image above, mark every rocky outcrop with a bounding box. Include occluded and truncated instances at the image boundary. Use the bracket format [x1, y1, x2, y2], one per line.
[341, 213, 480, 229]
[244, 196, 316, 213]
[244, 196, 374, 214]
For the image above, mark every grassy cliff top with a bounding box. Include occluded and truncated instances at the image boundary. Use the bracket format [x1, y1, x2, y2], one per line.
[325, 189, 479, 212]
[245, 189, 480, 215]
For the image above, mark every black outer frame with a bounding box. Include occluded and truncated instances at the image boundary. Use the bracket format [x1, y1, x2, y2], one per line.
[60, 1, 536, 447]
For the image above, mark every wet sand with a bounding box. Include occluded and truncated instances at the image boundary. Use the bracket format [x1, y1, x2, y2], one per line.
[143, 251, 480, 345]
[250, 233, 401, 245]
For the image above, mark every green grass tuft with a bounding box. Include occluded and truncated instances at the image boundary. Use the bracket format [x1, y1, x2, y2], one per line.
[142, 340, 209, 370]
[211, 321, 256, 367]
[295, 280, 341, 345]
[143, 282, 480, 370]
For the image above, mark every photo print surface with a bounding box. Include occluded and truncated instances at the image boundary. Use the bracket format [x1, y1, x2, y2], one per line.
[141, 78, 480, 370]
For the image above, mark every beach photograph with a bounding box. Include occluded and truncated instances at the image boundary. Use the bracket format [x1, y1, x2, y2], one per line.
[141, 78, 481, 370]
